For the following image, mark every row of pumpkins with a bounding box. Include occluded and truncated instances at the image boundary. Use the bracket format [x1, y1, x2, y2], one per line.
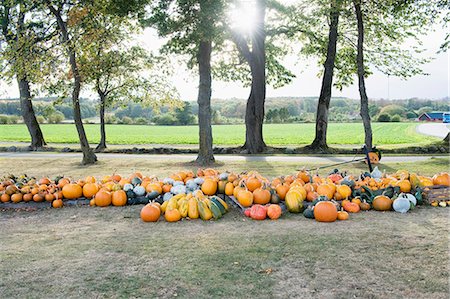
[0, 169, 449, 223]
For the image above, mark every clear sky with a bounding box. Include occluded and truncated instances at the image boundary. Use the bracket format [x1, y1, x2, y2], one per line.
[1, 10, 448, 101]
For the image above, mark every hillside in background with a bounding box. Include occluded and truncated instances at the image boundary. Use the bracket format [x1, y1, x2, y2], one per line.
[0, 96, 448, 125]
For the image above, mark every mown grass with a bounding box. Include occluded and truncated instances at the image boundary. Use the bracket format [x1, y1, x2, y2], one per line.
[0, 156, 449, 298]
[0, 122, 439, 146]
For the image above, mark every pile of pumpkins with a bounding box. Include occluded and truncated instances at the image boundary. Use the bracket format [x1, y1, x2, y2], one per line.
[0, 169, 448, 224]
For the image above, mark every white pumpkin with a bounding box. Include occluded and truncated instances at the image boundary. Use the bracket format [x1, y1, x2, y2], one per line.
[173, 180, 185, 187]
[194, 177, 204, 185]
[398, 193, 416, 206]
[133, 185, 146, 197]
[123, 183, 134, 192]
[393, 197, 410, 213]
[163, 178, 175, 185]
[163, 192, 173, 201]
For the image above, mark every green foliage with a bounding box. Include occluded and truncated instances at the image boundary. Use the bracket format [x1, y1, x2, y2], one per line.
[175, 102, 195, 125]
[377, 113, 391, 122]
[379, 104, 406, 117]
[390, 114, 402, 122]
[46, 111, 65, 124]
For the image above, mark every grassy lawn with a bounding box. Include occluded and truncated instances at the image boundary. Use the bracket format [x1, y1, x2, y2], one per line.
[1, 157, 449, 298]
[0, 122, 439, 146]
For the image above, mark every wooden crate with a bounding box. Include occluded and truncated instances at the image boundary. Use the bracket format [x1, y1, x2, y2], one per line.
[422, 185, 450, 204]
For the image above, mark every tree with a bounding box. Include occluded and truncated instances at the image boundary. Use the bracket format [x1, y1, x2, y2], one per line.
[76, 5, 177, 151]
[45, 1, 97, 164]
[0, 1, 50, 149]
[309, 0, 341, 150]
[353, 0, 372, 149]
[175, 102, 195, 125]
[219, 0, 295, 153]
[146, 0, 226, 165]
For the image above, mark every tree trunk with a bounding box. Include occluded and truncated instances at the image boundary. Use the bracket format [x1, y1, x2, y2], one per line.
[48, 4, 97, 164]
[310, 1, 340, 151]
[96, 92, 107, 152]
[354, 0, 373, 149]
[196, 40, 215, 165]
[17, 77, 46, 150]
[244, 0, 267, 154]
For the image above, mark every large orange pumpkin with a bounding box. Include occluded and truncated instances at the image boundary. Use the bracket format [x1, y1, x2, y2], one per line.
[267, 204, 282, 220]
[246, 177, 262, 192]
[372, 195, 392, 211]
[83, 183, 99, 198]
[62, 183, 82, 199]
[432, 172, 450, 186]
[141, 204, 160, 222]
[94, 190, 112, 207]
[112, 190, 127, 206]
[237, 189, 253, 207]
[336, 185, 352, 199]
[253, 187, 271, 205]
[201, 179, 217, 196]
[395, 180, 411, 193]
[313, 201, 338, 222]
[165, 208, 182, 222]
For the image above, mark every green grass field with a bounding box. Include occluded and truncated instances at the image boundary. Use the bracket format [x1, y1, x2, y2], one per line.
[0, 123, 438, 146]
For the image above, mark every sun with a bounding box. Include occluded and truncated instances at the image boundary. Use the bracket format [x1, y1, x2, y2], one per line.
[229, 1, 258, 35]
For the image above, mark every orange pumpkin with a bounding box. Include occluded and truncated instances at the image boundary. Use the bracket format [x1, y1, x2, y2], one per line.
[237, 189, 253, 207]
[11, 193, 23, 203]
[316, 184, 334, 199]
[1, 193, 10, 203]
[342, 201, 360, 213]
[267, 204, 282, 220]
[62, 184, 82, 199]
[39, 177, 51, 185]
[313, 201, 338, 222]
[83, 183, 99, 198]
[246, 177, 262, 192]
[94, 190, 112, 207]
[33, 193, 44, 202]
[23, 193, 33, 202]
[336, 185, 352, 199]
[225, 182, 234, 196]
[275, 183, 290, 200]
[57, 178, 70, 188]
[165, 208, 182, 222]
[141, 204, 161, 222]
[253, 187, 271, 205]
[146, 183, 162, 194]
[297, 171, 310, 183]
[372, 195, 392, 211]
[337, 210, 349, 220]
[52, 199, 63, 208]
[111, 174, 122, 183]
[306, 191, 319, 202]
[45, 193, 55, 202]
[432, 172, 450, 186]
[85, 176, 96, 183]
[112, 190, 127, 206]
[201, 179, 217, 196]
[395, 180, 411, 193]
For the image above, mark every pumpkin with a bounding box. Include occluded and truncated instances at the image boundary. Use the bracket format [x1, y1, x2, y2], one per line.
[141, 204, 161, 222]
[62, 184, 82, 199]
[112, 190, 127, 206]
[198, 200, 213, 220]
[372, 195, 393, 211]
[395, 180, 411, 193]
[297, 171, 310, 183]
[250, 204, 267, 220]
[432, 172, 450, 186]
[57, 178, 70, 188]
[83, 183, 99, 198]
[303, 207, 315, 219]
[306, 191, 319, 202]
[328, 173, 343, 184]
[95, 190, 112, 207]
[246, 177, 262, 192]
[5, 185, 18, 195]
[52, 199, 63, 208]
[253, 187, 271, 205]
[393, 197, 410, 213]
[267, 204, 282, 220]
[188, 197, 199, 219]
[237, 189, 253, 207]
[270, 192, 281, 204]
[201, 179, 217, 195]
[342, 201, 360, 213]
[45, 193, 54, 202]
[316, 184, 334, 199]
[275, 183, 290, 200]
[313, 201, 338, 222]
[285, 190, 303, 213]
[398, 192, 416, 207]
[224, 182, 234, 196]
[23, 193, 33, 202]
[336, 185, 352, 199]
[33, 193, 44, 202]
[39, 177, 51, 185]
[359, 201, 371, 211]
[337, 210, 349, 220]
[0, 193, 10, 203]
[165, 208, 182, 222]
[11, 193, 23, 203]
[217, 180, 227, 194]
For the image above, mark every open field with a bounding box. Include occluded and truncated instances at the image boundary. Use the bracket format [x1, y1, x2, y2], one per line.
[0, 123, 440, 146]
[1, 157, 449, 298]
